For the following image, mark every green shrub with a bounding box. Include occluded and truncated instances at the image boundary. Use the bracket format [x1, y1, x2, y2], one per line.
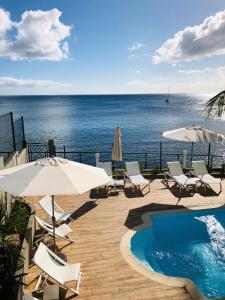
[0, 197, 30, 299]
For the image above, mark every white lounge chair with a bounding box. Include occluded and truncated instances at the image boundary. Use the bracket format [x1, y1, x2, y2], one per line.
[192, 160, 222, 192]
[125, 161, 150, 192]
[165, 161, 200, 193]
[35, 216, 74, 246]
[39, 195, 73, 223]
[98, 162, 124, 193]
[33, 243, 82, 295]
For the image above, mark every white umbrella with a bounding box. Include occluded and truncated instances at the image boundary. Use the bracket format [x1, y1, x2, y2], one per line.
[112, 127, 122, 161]
[163, 125, 225, 143]
[163, 125, 225, 165]
[0, 157, 110, 249]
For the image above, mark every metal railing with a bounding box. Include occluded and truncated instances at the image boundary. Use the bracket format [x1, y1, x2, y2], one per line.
[27, 142, 225, 170]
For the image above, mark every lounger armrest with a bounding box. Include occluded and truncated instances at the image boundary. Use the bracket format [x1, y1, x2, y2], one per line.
[54, 202, 65, 213]
[190, 170, 196, 176]
[46, 249, 69, 266]
[164, 171, 172, 180]
[69, 272, 82, 295]
[124, 172, 129, 180]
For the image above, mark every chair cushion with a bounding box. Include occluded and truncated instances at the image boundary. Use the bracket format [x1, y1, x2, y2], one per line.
[198, 174, 220, 184]
[130, 175, 149, 186]
[173, 175, 199, 186]
[106, 179, 124, 187]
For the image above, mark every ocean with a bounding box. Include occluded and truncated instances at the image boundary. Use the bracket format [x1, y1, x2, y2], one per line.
[1, 94, 225, 167]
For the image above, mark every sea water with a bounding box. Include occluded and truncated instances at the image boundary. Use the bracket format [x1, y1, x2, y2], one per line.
[1, 94, 225, 165]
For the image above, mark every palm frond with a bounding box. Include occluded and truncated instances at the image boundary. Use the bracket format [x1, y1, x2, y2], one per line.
[203, 90, 225, 118]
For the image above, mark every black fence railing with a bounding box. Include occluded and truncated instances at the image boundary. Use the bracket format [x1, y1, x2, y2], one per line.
[27, 142, 225, 170]
[0, 112, 26, 159]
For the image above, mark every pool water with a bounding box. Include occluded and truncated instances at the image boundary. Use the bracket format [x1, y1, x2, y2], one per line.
[130, 208, 225, 299]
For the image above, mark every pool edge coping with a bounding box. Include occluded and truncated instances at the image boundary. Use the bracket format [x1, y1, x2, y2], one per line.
[120, 204, 225, 300]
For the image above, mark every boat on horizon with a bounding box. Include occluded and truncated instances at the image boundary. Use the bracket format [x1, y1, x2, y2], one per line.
[165, 93, 169, 103]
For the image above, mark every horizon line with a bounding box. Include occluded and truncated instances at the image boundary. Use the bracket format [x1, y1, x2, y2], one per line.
[0, 92, 212, 97]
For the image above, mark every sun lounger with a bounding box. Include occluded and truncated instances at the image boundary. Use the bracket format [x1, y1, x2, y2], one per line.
[125, 161, 150, 192]
[39, 195, 73, 223]
[35, 216, 74, 246]
[98, 162, 124, 193]
[165, 161, 200, 193]
[192, 160, 222, 192]
[33, 243, 82, 295]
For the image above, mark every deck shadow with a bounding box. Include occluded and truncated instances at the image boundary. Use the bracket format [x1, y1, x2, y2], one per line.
[68, 200, 97, 222]
[197, 185, 220, 197]
[124, 187, 144, 198]
[161, 179, 195, 198]
[89, 188, 108, 199]
[124, 202, 185, 230]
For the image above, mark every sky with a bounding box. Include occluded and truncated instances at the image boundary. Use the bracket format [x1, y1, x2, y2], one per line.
[1, 0, 225, 95]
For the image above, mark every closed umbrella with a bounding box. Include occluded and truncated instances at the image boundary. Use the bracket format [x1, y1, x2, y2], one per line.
[163, 125, 225, 165]
[112, 127, 122, 161]
[0, 157, 110, 250]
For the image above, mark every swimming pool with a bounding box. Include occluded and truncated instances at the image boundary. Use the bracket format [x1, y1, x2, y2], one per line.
[129, 207, 225, 299]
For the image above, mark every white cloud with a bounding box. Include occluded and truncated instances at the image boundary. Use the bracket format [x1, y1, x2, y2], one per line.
[128, 42, 144, 51]
[0, 7, 71, 61]
[136, 70, 142, 75]
[0, 77, 71, 88]
[215, 66, 225, 78]
[153, 10, 225, 64]
[0, 8, 12, 54]
[0, 8, 12, 36]
[127, 80, 150, 87]
[129, 53, 136, 58]
[178, 67, 211, 75]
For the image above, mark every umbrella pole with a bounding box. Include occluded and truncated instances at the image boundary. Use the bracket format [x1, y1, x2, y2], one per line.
[189, 142, 194, 176]
[207, 143, 211, 167]
[51, 195, 56, 251]
[190, 142, 193, 164]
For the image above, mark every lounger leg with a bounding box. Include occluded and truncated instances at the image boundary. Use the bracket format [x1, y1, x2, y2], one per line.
[70, 272, 82, 295]
[34, 273, 48, 291]
[68, 216, 74, 225]
[66, 234, 74, 243]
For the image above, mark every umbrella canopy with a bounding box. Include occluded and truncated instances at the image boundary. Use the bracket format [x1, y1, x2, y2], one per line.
[0, 157, 110, 251]
[163, 125, 225, 143]
[112, 127, 122, 161]
[0, 157, 110, 196]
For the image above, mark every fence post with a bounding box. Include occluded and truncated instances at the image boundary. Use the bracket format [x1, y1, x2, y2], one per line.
[144, 153, 147, 169]
[207, 143, 211, 166]
[10, 112, 16, 152]
[21, 116, 27, 148]
[159, 142, 162, 170]
[48, 139, 56, 157]
[63, 146, 66, 158]
[210, 155, 213, 167]
[79, 152, 82, 163]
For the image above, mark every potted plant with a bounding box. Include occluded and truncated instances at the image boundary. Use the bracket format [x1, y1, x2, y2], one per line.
[0, 198, 30, 299]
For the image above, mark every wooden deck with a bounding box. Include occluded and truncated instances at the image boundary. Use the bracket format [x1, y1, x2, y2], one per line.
[25, 179, 225, 300]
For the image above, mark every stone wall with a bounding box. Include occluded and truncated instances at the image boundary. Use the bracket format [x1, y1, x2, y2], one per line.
[0, 148, 35, 299]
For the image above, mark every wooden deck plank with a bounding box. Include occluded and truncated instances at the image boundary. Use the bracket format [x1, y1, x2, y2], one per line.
[25, 179, 225, 299]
